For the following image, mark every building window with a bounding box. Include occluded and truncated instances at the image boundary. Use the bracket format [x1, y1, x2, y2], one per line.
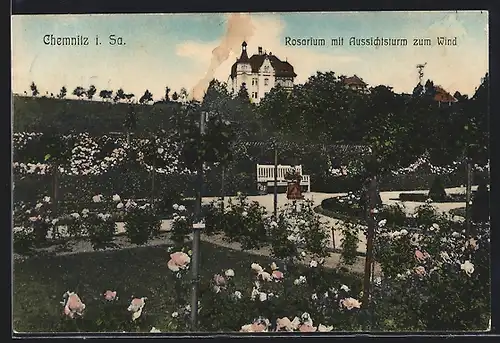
[264, 66, 269, 73]
[264, 78, 269, 86]
[252, 78, 258, 86]
[252, 92, 258, 99]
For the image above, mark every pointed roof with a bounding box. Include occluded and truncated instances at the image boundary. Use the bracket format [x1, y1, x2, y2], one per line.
[343, 75, 366, 86]
[230, 42, 297, 79]
[434, 85, 457, 103]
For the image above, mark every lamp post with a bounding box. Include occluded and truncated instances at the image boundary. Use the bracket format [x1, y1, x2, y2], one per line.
[190, 110, 207, 331]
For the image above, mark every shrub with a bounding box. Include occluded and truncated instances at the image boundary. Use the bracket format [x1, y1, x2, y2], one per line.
[169, 204, 194, 249]
[428, 176, 447, 202]
[82, 212, 117, 250]
[372, 209, 490, 331]
[222, 193, 269, 250]
[123, 202, 161, 245]
[339, 222, 360, 265]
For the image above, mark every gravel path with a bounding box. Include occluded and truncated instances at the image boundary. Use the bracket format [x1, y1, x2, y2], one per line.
[14, 186, 473, 277]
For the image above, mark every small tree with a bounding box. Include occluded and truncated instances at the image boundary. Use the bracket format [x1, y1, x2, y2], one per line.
[99, 90, 113, 102]
[114, 88, 126, 103]
[30, 82, 39, 97]
[73, 86, 86, 99]
[172, 91, 179, 101]
[87, 85, 97, 100]
[139, 89, 153, 104]
[471, 177, 489, 223]
[428, 175, 447, 202]
[164, 86, 171, 102]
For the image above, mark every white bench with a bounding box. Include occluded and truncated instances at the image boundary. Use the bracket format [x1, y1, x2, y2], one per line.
[256, 164, 311, 193]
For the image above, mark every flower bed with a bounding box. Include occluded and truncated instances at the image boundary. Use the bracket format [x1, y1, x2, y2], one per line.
[398, 192, 472, 203]
[13, 241, 363, 333]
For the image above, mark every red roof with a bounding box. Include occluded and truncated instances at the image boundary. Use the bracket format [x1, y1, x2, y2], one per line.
[434, 86, 457, 103]
[343, 75, 366, 86]
[230, 50, 297, 79]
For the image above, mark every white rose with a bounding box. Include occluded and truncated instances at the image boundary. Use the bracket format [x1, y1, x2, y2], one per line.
[112, 194, 121, 202]
[309, 260, 318, 268]
[171, 312, 179, 318]
[311, 293, 318, 300]
[259, 292, 267, 302]
[225, 269, 235, 277]
[234, 291, 242, 299]
[340, 284, 350, 292]
[117, 202, 124, 209]
[178, 205, 186, 211]
[173, 204, 179, 210]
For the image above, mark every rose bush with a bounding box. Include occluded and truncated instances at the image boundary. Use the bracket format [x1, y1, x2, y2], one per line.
[372, 204, 490, 331]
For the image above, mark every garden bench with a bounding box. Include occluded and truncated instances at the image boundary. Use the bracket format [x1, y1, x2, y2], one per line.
[256, 164, 311, 193]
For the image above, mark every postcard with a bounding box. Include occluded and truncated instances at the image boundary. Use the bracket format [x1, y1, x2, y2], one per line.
[11, 11, 490, 334]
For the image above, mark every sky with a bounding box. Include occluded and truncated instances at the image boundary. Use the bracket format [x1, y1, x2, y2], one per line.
[11, 11, 488, 101]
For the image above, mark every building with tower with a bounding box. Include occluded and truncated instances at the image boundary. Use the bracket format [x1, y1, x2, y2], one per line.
[228, 41, 297, 104]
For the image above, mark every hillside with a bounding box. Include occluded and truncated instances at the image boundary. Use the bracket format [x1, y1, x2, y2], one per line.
[13, 96, 181, 134]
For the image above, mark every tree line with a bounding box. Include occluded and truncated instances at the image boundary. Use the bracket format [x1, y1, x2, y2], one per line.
[26, 82, 191, 105]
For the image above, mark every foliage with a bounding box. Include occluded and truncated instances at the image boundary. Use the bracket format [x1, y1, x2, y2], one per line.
[428, 176, 447, 202]
[372, 207, 490, 331]
[221, 193, 269, 250]
[169, 204, 194, 249]
[123, 202, 161, 245]
[340, 222, 360, 265]
[471, 178, 489, 223]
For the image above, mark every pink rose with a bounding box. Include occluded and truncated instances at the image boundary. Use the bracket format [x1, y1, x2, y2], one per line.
[276, 317, 297, 331]
[272, 270, 284, 280]
[340, 297, 362, 310]
[104, 290, 117, 301]
[128, 297, 147, 321]
[299, 323, 317, 332]
[415, 250, 430, 262]
[241, 322, 267, 332]
[62, 292, 86, 318]
[167, 251, 191, 272]
[415, 266, 426, 276]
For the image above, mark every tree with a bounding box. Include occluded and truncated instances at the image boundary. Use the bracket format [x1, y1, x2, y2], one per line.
[179, 88, 188, 102]
[236, 84, 250, 103]
[73, 86, 86, 99]
[58, 86, 67, 99]
[114, 88, 126, 103]
[164, 87, 171, 102]
[30, 82, 39, 97]
[428, 176, 447, 202]
[87, 85, 97, 100]
[99, 90, 113, 102]
[471, 177, 489, 223]
[139, 89, 153, 104]
[172, 92, 179, 101]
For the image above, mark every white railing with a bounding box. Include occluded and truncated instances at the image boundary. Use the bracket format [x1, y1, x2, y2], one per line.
[256, 164, 311, 192]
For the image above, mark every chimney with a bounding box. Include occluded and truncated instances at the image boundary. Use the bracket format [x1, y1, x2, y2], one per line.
[258, 46, 263, 55]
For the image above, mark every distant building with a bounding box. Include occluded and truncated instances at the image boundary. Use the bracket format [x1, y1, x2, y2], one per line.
[228, 41, 297, 104]
[433, 85, 458, 105]
[342, 75, 369, 93]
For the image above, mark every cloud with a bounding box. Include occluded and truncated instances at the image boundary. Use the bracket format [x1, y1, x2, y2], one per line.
[175, 14, 362, 94]
[175, 13, 487, 96]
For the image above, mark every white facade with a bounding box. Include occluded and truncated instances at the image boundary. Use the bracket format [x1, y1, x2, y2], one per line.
[229, 42, 296, 104]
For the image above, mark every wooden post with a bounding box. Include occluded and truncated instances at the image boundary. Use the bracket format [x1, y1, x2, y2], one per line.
[465, 159, 472, 236]
[273, 146, 278, 219]
[151, 159, 156, 207]
[362, 177, 377, 308]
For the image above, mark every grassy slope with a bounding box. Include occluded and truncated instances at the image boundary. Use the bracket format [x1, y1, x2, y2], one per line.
[13, 241, 360, 332]
[13, 96, 180, 134]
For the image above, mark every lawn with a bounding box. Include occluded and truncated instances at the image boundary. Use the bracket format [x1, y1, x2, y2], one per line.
[13, 240, 361, 333]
